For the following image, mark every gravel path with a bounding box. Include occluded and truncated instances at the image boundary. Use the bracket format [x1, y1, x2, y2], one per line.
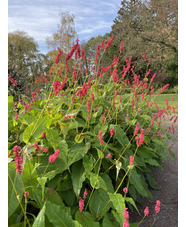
[130, 115, 178, 226]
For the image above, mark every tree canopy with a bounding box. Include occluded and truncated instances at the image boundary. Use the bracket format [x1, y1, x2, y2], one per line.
[8, 30, 47, 97]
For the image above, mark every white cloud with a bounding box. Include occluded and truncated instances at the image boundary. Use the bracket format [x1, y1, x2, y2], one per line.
[8, 0, 121, 53]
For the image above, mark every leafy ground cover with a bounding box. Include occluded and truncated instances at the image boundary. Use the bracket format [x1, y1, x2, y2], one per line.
[8, 37, 178, 227]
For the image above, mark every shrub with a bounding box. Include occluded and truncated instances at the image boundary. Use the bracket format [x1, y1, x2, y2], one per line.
[8, 38, 177, 226]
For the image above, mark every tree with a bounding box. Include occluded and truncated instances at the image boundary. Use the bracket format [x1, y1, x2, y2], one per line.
[8, 30, 47, 98]
[109, 0, 178, 86]
[46, 11, 77, 53]
[45, 11, 77, 76]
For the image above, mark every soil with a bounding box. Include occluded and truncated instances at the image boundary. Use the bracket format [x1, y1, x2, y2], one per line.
[129, 115, 178, 227]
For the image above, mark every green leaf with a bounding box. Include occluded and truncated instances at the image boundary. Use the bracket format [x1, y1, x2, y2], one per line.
[18, 114, 36, 125]
[75, 211, 99, 227]
[44, 171, 59, 181]
[130, 169, 152, 199]
[89, 172, 107, 191]
[61, 188, 75, 207]
[38, 155, 67, 175]
[32, 203, 46, 227]
[100, 174, 114, 193]
[46, 128, 60, 150]
[45, 187, 64, 207]
[75, 133, 84, 143]
[144, 158, 160, 167]
[146, 171, 159, 190]
[37, 177, 47, 201]
[83, 155, 95, 174]
[108, 193, 125, 226]
[68, 142, 91, 167]
[138, 146, 158, 159]
[115, 126, 130, 148]
[8, 96, 14, 108]
[8, 162, 24, 217]
[22, 156, 38, 188]
[45, 201, 74, 227]
[89, 189, 111, 218]
[102, 213, 120, 227]
[23, 116, 51, 144]
[124, 197, 140, 214]
[71, 160, 86, 198]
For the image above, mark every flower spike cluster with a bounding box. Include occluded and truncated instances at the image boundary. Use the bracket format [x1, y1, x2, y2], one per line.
[49, 149, 60, 163]
[13, 146, 23, 175]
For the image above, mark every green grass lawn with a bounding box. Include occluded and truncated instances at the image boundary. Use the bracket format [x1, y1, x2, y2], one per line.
[149, 94, 178, 113]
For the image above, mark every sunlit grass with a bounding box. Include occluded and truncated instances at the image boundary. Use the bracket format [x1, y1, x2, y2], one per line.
[150, 94, 178, 113]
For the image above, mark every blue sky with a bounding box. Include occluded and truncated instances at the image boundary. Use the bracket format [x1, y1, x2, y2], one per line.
[8, 0, 122, 54]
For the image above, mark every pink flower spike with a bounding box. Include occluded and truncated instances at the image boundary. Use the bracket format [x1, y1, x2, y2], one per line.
[34, 142, 40, 151]
[144, 206, 149, 216]
[134, 122, 140, 135]
[98, 130, 103, 146]
[41, 132, 46, 138]
[83, 189, 88, 199]
[110, 127, 115, 137]
[49, 149, 60, 163]
[120, 41, 124, 53]
[129, 156, 134, 165]
[123, 218, 129, 227]
[106, 153, 111, 158]
[24, 191, 29, 198]
[155, 200, 161, 213]
[123, 187, 128, 194]
[13, 146, 23, 175]
[79, 198, 84, 212]
[123, 208, 129, 219]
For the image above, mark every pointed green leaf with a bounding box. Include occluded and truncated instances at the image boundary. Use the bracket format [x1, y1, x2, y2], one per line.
[32, 203, 46, 227]
[68, 143, 90, 166]
[124, 197, 140, 214]
[45, 201, 74, 227]
[23, 116, 51, 144]
[46, 128, 60, 150]
[89, 172, 107, 191]
[22, 156, 38, 188]
[75, 211, 99, 227]
[109, 193, 125, 226]
[71, 160, 86, 198]
[89, 189, 111, 218]
[115, 126, 130, 148]
[37, 177, 47, 201]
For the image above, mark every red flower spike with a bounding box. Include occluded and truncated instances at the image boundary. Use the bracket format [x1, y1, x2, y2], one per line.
[104, 35, 114, 50]
[134, 122, 140, 135]
[98, 130, 103, 146]
[79, 198, 84, 212]
[123, 187, 128, 194]
[123, 208, 129, 219]
[8, 76, 17, 86]
[49, 150, 60, 163]
[129, 156, 134, 165]
[120, 41, 123, 53]
[106, 153, 111, 158]
[144, 206, 149, 216]
[13, 146, 23, 175]
[83, 189, 88, 199]
[155, 200, 161, 213]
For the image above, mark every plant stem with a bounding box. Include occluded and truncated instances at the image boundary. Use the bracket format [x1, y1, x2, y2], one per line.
[137, 215, 146, 227]
[150, 214, 157, 227]
[8, 172, 31, 227]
